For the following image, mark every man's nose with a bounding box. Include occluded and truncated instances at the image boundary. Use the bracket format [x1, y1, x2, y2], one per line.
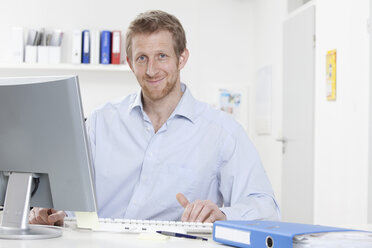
[146, 59, 159, 77]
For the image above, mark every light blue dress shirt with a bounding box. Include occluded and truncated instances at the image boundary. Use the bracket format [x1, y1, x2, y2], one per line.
[86, 83, 280, 221]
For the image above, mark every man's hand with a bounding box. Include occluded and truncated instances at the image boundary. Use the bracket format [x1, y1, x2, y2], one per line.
[29, 207, 66, 226]
[176, 193, 226, 223]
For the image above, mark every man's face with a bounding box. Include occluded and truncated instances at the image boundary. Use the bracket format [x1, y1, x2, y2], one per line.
[127, 30, 188, 102]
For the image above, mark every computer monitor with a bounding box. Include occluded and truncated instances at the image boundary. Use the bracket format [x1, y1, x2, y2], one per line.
[0, 75, 97, 239]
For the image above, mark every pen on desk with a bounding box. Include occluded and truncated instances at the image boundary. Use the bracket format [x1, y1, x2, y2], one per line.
[156, 231, 208, 241]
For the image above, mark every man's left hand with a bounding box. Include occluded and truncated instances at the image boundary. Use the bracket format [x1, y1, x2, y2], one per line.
[176, 193, 226, 223]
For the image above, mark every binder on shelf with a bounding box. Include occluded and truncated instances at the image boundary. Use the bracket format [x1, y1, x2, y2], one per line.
[100, 30, 111, 64]
[72, 30, 82, 64]
[82, 30, 90, 64]
[213, 220, 361, 248]
[111, 30, 121, 64]
[90, 30, 100, 64]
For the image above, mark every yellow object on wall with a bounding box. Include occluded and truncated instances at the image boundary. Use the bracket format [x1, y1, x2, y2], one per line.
[326, 49, 336, 100]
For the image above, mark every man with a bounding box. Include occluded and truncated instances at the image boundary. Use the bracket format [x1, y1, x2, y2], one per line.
[29, 10, 279, 226]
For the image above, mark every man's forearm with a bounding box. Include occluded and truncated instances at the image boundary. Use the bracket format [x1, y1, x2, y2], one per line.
[220, 193, 280, 221]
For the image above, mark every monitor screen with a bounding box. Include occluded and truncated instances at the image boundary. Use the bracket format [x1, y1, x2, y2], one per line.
[0, 75, 97, 239]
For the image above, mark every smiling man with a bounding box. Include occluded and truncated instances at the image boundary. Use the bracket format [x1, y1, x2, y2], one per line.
[128, 29, 187, 133]
[30, 10, 280, 226]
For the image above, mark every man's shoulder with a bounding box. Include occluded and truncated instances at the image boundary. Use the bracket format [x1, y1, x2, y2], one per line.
[92, 93, 137, 117]
[197, 103, 242, 136]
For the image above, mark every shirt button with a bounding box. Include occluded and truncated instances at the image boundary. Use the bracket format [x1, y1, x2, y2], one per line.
[146, 127, 151, 131]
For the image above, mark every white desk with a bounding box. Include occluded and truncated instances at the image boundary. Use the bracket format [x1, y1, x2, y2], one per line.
[0, 227, 227, 248]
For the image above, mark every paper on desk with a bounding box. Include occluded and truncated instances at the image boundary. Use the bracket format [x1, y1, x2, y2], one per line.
[75, 211, 99, 229]
[293, 231, 372, 248]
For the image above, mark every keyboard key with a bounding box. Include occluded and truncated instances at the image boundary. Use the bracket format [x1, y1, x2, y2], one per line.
[64, 217, 213, 234]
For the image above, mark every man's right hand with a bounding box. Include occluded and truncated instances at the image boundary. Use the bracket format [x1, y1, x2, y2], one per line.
[29, 207, 66, 226]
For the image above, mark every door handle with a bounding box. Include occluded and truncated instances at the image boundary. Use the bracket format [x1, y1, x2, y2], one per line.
[275, 138, 287, 143]
[276, 138, 288, 154]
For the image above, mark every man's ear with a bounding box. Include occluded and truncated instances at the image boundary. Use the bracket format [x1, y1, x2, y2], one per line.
[178, 48, 189, 70]
[127, 56, 134, 72]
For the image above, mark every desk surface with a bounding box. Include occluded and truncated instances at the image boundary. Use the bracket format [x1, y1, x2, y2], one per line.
[0, 227, 226, 248]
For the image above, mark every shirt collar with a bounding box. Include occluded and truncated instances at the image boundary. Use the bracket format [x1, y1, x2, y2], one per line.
[171, 83, 196, 123]
[129, 83, 197, 124]
[130, 88, 144, 112]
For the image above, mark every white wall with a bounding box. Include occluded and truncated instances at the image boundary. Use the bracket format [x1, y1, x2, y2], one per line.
[250, 0, 287, 209]
[0, 0, 254, 129]
[314, 0, 370, 228]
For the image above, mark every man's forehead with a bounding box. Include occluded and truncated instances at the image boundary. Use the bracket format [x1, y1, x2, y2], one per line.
[131, 30, 175, 53]
[132, 30, 173, 43]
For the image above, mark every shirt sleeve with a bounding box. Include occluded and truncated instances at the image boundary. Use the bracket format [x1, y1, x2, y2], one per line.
[218, 125, 280, 221]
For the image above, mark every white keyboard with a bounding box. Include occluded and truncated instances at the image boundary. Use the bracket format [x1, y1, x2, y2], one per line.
[64, 217, 213, 234]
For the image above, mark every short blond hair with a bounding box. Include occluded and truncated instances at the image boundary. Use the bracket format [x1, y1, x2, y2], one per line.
[126, 10, 187, 60]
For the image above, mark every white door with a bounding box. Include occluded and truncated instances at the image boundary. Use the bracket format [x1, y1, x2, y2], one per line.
[282, 5, 315, 224]
[369, 0, 372, 225]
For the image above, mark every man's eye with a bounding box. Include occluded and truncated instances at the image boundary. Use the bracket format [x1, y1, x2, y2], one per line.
[159, 54, 166, 59]
[137, 56, 146, 62]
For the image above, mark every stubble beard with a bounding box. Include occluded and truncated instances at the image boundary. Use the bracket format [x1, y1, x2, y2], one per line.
[142, 74, 178, 102]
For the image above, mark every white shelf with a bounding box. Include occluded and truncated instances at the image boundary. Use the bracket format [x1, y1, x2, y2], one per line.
[0, 63, 131, 72]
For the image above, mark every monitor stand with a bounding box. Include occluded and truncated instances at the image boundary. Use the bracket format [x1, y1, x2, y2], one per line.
[0, 172, 62, 239]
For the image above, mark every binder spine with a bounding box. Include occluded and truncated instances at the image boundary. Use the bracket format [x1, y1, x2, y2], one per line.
[111, 31, 121, 64]
[71, 30, 82, 64]
[82, 30, 90, 64]
[90, 30, 100, 64]
[213, 220, 354, 248]
[100, 30, 111, 64]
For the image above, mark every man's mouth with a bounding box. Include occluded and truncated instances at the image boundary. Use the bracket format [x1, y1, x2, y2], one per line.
[146, 77, 165, 85]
